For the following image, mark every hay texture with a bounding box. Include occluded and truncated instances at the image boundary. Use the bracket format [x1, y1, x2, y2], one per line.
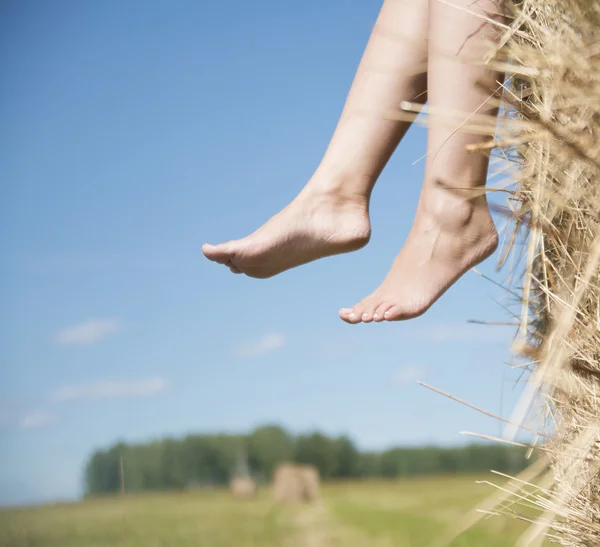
[229, 476, 257, 499]
[272, 463, 320, 504]
[475, 0, 600, 545]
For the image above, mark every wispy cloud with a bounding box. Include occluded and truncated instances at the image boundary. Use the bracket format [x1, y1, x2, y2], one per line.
[18, 412, 56, 430]
[0, 404, 57, 431]
[393, 365, 426, 387]
[55, 318, 120, 347]
[235, 333, 287, 358]
[51, 377, 169, 403]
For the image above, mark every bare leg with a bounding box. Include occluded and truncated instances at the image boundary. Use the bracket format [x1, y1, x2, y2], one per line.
[202, 0, 428, 278]
[341, 0, 504, 323]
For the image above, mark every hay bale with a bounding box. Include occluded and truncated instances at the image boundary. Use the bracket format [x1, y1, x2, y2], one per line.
[272, 464, 303, 503]
[272, 463, 320, 503]
[454, 1, 600, 545]
[229, 476, 257, 499]
[420, 2, 599, 545]
[298, 465, 320, 501]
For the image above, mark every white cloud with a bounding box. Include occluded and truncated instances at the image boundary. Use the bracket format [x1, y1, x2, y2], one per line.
[235, 333, 287, 358]
[55, 318, 120, 347]
[18, 412, 56, 430]
[393, 365, 426, 387]
[0, 403, 55, 431]
[51, 377, 169, 403]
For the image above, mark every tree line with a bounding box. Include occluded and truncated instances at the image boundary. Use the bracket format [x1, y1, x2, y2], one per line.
[84, 424, 530, 495]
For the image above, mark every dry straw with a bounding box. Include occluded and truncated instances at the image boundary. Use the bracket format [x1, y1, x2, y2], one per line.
[444, 0, 600, 545]
[229, 475, 257, 499]
[406, 0, 600, 545]
[272, 463, 320, 504]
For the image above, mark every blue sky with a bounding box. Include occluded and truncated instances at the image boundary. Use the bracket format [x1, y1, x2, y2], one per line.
[1, 0, 526, 505]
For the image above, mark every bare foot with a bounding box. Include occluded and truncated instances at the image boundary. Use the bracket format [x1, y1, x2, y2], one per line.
[202, 189, 371, 279]
[339, 194, 498, 323]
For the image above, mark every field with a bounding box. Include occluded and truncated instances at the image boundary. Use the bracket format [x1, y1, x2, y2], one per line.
[0, 475, 536, 547]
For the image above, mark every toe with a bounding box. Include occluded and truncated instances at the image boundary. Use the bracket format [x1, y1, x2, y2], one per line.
[360, 312, 372, 323]
[202, 242, 232, 264]
[229, 266, 242, 274]
[339, 308, 362, 324]
[373, 302, 393, 322]
[360, 300, 379, 323]
[201, 242, 219, 258]
[383, 305, 404, 322]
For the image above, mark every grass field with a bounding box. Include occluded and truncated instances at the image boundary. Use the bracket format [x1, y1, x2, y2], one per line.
[0, 475, 536, 547]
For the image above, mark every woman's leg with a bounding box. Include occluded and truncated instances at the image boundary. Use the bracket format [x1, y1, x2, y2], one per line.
[203, 0, 428, 278]
[341, 0, 505, 323]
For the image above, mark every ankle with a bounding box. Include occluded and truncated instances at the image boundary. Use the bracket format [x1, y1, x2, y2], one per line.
[421, 190, 490, 233]
[303, 171, 372, 211]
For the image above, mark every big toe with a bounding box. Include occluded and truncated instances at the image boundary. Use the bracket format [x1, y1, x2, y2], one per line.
[339, 307, 361, 324]
[202, 242, 232, 264]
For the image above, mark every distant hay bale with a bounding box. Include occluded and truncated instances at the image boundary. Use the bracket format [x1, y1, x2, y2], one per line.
[272, 463, 320, 503]
[298, 465, 320, 501]
[229, 476, 257, 499]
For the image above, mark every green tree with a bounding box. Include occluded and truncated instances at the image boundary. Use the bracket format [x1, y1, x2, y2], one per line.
[357, 452, 381, 477]
[294, 433, 337, 479]
[83, 426, 531, 495]
[332, 436, 360, 478]
[159, 438, 186, 489]
[247, 425, 294, 480]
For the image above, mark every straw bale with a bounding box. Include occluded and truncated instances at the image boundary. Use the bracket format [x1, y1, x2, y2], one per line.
[272, 463, 320, 504]
[469, 1, 600, 544]
[229, 475, 257, 499]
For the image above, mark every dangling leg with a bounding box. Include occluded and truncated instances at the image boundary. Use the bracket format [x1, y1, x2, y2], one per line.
[341, 0, 505, 323]
[203, 0, 428, 278]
